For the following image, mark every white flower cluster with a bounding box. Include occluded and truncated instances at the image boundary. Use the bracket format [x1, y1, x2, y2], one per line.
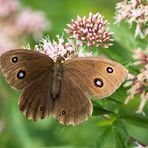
[115, 0, 148, 38]
[15, 8, 49, 39]
[124, 48, 148, 113]
[34, 35, 93, 62]
[0, 0, 50, 55]
[0, 0, 19, 17]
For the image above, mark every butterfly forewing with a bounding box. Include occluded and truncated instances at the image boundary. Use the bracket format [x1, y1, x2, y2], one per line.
[64, 57, 128, 99]
[0, 49, 54, 90]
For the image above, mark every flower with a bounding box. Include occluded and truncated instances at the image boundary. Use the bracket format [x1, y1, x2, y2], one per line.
[124, 48, 148, 113]
[35, 35, 75, 61]
[115, 0, 148, 39]
[77, 48, 93, 57]
[15, 8, 49, 39]
[34, 35, 93, 62]
[132, 48, 148, 65]
[0, 33, 18, 55]
[65, 12, 113, 48]
[0, 0, 50, 55]
[0, 0, 19, 18]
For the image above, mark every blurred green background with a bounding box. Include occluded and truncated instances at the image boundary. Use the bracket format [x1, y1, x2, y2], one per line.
[0, 0, 148, 148]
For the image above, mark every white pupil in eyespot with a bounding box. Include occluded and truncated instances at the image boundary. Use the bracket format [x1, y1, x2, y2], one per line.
[19, 73, 24, 77]
[17, 70, 26, 79]
[94, 78, 103, 87]
[96, 80, 102, 86]
[12, 56, 18, 63]
[107, 67, 113, 73]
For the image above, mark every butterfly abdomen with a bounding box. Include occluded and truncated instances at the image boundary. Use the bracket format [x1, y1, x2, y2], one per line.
[51, 63, 63, 99]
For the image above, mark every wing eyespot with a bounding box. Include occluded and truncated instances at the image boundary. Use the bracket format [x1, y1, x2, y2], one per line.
[17, 70, 26, 79]
[106, 67, 113, 73]
[62, 110, 66, 115]
[12, 56, 18, 63]
[94, 78, 104, 87]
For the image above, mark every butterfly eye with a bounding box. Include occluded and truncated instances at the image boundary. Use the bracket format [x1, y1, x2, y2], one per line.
[62, 110, 66, 115]
[12, 56, 18, 63]
[17, 70, 26, 79]
[106, 67, 113, 73]
[94, 78, 104, 87]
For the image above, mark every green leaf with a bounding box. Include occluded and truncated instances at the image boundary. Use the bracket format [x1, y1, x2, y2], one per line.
[92, 100, 116, 116]
[115, 131, 128, 148]
[121, 114, 148, 129]
[96, 118, 116, 127]
[96, 121, 135, 148]
[104, 97, 123, 105]
[114, 120, 129, 148]
[96, 127, 111, 148]
[115, 121, 129, 140]
[93, 106, 115, 116]
[91, 99, 104, 108]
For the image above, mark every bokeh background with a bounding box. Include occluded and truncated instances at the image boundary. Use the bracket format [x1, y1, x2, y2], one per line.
[0, 0, 148, 148]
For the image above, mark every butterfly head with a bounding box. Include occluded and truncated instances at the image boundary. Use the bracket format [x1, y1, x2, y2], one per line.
[56, 56, 65, 64]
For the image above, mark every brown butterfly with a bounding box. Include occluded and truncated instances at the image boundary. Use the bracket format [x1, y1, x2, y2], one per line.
[0, 49, 128, 125]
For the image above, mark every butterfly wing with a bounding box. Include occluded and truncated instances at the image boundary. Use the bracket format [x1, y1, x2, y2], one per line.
[18, 70, 54, 121]
[0, 49, 54, 90]
[64, 57, 128, 99]
[52, 71, 93, 126]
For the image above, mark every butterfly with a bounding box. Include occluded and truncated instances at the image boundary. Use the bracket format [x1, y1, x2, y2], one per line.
[0, 49, 128, 125]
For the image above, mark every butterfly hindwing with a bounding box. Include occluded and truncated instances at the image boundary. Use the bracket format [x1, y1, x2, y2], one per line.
[52, 71, 93, 125]
[64, 57, 128, 99]
[18, 70, 54, 121]
[0, 49, 54, 90]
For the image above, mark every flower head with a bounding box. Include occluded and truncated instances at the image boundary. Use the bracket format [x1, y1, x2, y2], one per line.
[0, 0, 19, 18]
[0, 33, 18, 55]
[115, 0, 148, 38]
[34, 35, 93, 62]
[15, 8, 49, 39]
[132, 48, 148, 65]
[124, 48, 148, 113]
[0, 1, 50, 55]
[65, 12, 113, 48]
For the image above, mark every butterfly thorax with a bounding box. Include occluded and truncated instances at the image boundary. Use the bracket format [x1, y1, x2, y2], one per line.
[51, 60, 64, 99]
